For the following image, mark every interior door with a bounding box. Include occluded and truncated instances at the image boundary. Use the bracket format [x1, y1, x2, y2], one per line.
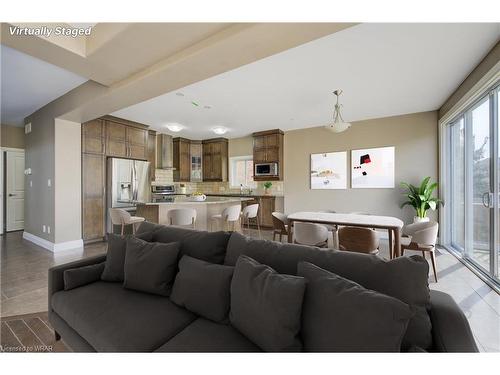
[6, 150, 25, 231]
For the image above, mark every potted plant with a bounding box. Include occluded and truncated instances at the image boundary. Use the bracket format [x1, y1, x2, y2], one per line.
[400, 177, 443, 223]
[263, 181, 273, 195]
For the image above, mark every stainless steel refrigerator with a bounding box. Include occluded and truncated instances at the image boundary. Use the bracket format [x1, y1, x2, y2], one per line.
[107, 158, 150, 232]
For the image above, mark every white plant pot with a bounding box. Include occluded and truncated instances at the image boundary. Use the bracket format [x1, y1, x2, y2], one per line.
[413, 216, 430, 224]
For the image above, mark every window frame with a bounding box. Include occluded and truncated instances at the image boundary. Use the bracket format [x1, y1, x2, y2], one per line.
[229, 155, 256, 189]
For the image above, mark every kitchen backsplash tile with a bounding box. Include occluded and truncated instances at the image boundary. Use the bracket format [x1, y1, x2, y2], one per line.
[152, 169, 284, 196]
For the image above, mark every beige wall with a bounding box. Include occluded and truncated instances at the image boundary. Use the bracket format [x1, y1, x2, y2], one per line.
[228, 136, 253, 157]
[1, 124, 25, 149]
[54, 119, 81, 243]
[283, 111, 439, 224]
[439, 41, 500, 119]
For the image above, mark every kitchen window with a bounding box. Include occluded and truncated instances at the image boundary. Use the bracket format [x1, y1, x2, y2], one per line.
[229, 156, 256, 188]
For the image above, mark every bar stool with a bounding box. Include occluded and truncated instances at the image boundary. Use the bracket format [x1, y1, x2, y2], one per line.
[241, 204, 261, 238]
[211, 205, 241, 232]
[167, 208, 197, 229]
[109, 208, 145, 235]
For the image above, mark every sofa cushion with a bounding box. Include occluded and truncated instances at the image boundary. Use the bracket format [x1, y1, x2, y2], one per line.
[155, 318, 261, 352]
[170, 255, 234, 322]
[297, 261, 413, 352]
[123, 237, 180, 296]
[64, 262, 105, 291]
[230, 255, 306, 352]
[225, 232, 432, 350]
[151, 224, 231, 264]
[101, 232, 153, 282]
[51, 281, 196, 352]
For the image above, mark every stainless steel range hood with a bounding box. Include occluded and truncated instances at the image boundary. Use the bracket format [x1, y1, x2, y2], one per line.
[156, 134, 174, 169]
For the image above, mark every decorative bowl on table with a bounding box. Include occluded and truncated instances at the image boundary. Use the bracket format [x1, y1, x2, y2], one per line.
[190, 193, 206, 202]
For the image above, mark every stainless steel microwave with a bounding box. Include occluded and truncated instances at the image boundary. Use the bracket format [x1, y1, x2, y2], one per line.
[254, 162, 278, 177]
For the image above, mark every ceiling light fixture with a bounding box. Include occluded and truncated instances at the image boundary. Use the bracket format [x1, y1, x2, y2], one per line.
[212, 126, 228, 135]
[325, 89, 351, 133]
[165, 123, 184, 132]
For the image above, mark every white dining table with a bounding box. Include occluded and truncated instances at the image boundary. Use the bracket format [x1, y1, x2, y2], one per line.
[287, 212, 405, 257]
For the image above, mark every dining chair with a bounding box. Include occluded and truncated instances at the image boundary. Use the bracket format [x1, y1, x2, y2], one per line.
[109, 208, 145, 235]
[211, 204, 241, 232]
[241, 204, 261, 238]
[294, 222, 329, 248]
[167, 208, 197, 229]
[272, 212, 290, 242]
[401, 221, 439, 282]
[338, 226, 379, 255]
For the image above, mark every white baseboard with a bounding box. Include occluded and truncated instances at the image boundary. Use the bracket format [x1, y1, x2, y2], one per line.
[22, 231, 83, 252]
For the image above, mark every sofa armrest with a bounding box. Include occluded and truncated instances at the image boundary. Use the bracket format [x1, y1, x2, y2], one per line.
[48, 255, 107, 317]
[429, 290, 478, 352]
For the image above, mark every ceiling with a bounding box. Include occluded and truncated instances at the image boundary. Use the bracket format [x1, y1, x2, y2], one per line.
[112, 23, 500, 139]
[1, 44, 88, 126]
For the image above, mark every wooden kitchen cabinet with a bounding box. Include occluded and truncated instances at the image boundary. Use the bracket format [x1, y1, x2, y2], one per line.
[82, 119, 105, 154]
[241, 196, 275, 229]
[202, 138, 228, 181]
[147, 130, 156, 182]
[190, 141, 203, 182]
[253, 129, 284, 181]
[82, 116, 151, 242]
[82, 153, 106, 241]
[105, 117, 147, 160]
[173, 137, 191, 182]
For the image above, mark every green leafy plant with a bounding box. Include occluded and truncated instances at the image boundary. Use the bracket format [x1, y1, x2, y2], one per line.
[263, 181, 273, 189]
[400, 177, 443, 218]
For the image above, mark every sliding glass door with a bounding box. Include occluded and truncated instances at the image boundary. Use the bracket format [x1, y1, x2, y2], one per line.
[447, 83, 499, 284]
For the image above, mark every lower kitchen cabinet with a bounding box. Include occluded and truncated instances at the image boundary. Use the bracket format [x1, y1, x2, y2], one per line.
[241, 196, 275, 229]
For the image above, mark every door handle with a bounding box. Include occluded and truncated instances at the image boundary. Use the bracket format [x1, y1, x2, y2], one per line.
[482, 192, 493, 208]
[8, 193, 16, 197]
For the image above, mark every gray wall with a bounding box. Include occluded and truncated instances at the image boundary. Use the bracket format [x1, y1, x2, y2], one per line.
[283, 111, 439, 225]
[24, 112, 56, 242]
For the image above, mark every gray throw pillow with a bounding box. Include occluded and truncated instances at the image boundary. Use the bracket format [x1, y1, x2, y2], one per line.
[64, 262, 105, 291]
[230, 255, 306, 352]
[297, 261, 414, 352]
[101, 232, 153, 282]
[170, 255, 234, 322]
[123, 237, 180, 296]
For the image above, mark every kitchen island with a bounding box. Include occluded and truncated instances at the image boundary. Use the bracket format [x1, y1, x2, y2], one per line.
[136, 196, 253, 231]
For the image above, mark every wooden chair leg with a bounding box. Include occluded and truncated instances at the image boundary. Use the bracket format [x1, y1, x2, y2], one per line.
[132, 223, 136, 234]
[256, 216, 262, 239]
[421, 251, 426, 259]
[388, 229, 393, 259]
[430, 249, 438, 282]
[121, 224, 125, 235]
[401, 247, 405, 256]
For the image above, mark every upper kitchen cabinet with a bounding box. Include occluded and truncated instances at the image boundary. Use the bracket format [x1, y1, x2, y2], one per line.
[173, 137, 191, 182]
[252, 129, 284, 180]
[190, 140, 203, 182]
[82, 119, 105, 155]
[103, 116, 148, 160]
[147, 130, 157, 182]
[202, 138, 228, 181]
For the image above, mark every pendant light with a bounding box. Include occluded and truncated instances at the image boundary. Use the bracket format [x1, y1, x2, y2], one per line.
[325, 89, 351, 133]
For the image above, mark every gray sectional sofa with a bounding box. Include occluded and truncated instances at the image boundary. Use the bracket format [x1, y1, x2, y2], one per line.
[48, 222, 478, 352]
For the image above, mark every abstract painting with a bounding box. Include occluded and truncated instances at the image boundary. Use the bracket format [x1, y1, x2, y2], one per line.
[351, 146, 395, 188]
[310, 151, 347, 189]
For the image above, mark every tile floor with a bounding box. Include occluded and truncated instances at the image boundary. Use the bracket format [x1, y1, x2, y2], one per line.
[0, 229, 498, 352]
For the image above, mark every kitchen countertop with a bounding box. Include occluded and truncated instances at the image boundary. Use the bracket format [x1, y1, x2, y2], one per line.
[205, 193, 284, 198]
[139, 196, 253, 205]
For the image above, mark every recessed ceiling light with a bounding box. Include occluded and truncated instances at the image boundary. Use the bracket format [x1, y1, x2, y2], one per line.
[212, 126, 228, 135]
[175, 92, 184, 97]
[165, 123, 184, 132]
